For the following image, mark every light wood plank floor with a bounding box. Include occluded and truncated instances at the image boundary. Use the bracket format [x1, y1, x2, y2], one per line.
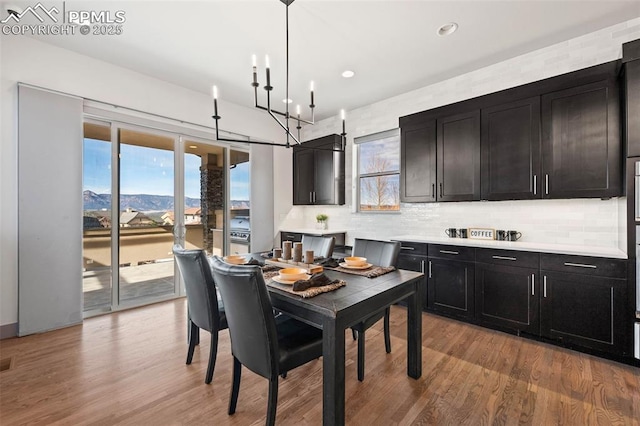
[1, 299, 639, 425]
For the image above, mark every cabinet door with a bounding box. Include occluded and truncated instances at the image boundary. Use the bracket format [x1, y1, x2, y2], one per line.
[293, 147, 315, 205]
[400, 121, 436, 202]
[540, 271, 626, 355]
[397, 253, 428, 309]
[625, 60, 640, 157]
[481, 97, 541, 200]
[313, 145, 335, 205]
[437, 110, 481, 201]
[280, 231, 303, 245]
[541, 79, 621, 198]
[475, 263, 539, 334]
[427, 258, 474, 320]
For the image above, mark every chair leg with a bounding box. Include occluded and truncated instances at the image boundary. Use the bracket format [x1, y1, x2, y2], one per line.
[384, 307, 391, 354]
[228, 357, 242, 415]
[352, 329, 357, 341]
[186, 321, 199, 365]
[266, 376, 279, 426]
[205, 331, 219, 384]
[280, 372, 287, 379]
[357, 330, 365, 382]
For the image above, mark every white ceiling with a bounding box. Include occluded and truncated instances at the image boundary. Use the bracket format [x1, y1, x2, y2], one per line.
[11, 0, 640, 120]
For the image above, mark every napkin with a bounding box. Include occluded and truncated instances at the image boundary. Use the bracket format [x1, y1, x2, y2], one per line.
[292, 273, 339, 292]
[316, 257, 344, 268]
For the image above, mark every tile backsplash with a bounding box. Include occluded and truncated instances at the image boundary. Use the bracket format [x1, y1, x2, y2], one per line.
[284, 198, 626, 252]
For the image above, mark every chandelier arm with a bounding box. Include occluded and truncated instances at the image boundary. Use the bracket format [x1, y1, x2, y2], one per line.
[254, 103, 315, 125]
[267, 109, 301, 145]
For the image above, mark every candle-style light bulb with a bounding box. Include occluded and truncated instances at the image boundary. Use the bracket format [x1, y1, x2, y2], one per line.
[310, 81, 315, 107]
[212, 85, 219, 118]
[251, 55, 258, 85]
[341, 109, 345, 120]
[341, 109, 346, 135]
[252, 54, 257, 67]
[265, 55, 271, 88]
[212, 85, 218, 99]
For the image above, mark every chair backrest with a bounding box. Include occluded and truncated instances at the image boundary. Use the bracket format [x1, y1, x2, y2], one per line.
[301, 234, 336, 259]
[172, 245, 221, 334]
[209, 256, 279, 379]
[352, 239, 401, 268]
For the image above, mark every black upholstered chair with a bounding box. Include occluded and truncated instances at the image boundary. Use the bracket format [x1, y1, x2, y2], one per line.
[173, 245, 228, 384]
[350, 238, 401, 381]
[301, 234, 336, 259]
[209, 256, 323, 426]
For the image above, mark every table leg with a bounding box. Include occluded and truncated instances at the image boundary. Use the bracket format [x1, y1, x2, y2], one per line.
[323, 317, 345, 426]
[407, 278, 422, 379]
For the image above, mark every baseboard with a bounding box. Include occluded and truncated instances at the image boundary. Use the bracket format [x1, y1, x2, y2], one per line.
[0, 323, 18, 339]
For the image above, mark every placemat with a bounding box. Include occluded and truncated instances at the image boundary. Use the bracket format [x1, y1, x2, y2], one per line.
[266, 278, 346, 298]
[328, 265, 396, 278]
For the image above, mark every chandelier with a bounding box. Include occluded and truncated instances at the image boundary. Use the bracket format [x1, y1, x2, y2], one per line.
[211, 0, 346, 152]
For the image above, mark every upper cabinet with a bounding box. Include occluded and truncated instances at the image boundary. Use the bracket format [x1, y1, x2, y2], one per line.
[541, 79, 621, 198]
[400, 121, 436, 202]
[481, 96, 541, 200]
[293, 134, 345, 205]
[400, 60, 622, 203]
[437, 110, 481, 201]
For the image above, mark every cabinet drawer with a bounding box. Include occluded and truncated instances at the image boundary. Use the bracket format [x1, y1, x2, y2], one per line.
[280, 231, 303, 243]
[428, 244, 475, 262]
[397, 241, 428, 255]
[476, 249, 539, 269]
[540, 254, 627, 279]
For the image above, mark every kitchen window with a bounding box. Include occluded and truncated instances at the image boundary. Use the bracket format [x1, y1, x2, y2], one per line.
[355, 129, 400, 212]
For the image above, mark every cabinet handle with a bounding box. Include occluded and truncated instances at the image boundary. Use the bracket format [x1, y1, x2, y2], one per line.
[428, 261, 432, 278]
[309, 192, 313, 203]
[432, 183, 435, 199]
[439, 250, 459, 255]
[563, 262, 597, 269]
[313, 191, 316, 203]
[420, 260, 425, 274]
[533, 175, 537, 195]
[492, 255, 517, 261]
[400, 246, 415, 251]
[439, 183, 443, 198]
[531, 274, 535, 296]
[543, 276, 547, 298]
[285, 234, 296, 239]
[545, 174, 549, 195]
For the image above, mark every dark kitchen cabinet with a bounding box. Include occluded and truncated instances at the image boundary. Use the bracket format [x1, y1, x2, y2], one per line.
[427, 245, 475, 320]
[541, 79, 621, 199]
[396, 241, 428, 309]
[540, 254, 627, 355]
[623, 39, 640, 157]
[475, 249, 540, 335]
[400, 121, 436, 202]
[437, 110, 481, 202]
[293, 134, 345, 205]
[481, 97, 541, 200]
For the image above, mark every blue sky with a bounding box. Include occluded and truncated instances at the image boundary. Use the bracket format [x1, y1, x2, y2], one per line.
[83, 138, 250, 200]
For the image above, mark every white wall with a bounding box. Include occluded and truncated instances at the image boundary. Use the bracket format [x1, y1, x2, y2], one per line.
[280, 17, 640, 251]
[0, 36, 282, 328]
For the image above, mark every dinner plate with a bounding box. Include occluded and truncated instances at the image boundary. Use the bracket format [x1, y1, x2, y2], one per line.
[271, 274, 311, 285]
[223, 256, 247, 265]
[338, 262, 372, 270]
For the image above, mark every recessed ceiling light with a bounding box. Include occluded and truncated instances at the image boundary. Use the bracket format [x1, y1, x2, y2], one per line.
[437, 22, 458, 36]
[283, 98, 293, 104]
[342, 70, 355, 78]
[189, 145, 198, 149]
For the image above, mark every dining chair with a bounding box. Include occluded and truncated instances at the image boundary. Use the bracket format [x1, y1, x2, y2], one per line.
[301, 234, 336, 259]
[209, 256, 323, 426]
[173, 245, 228, 384]
[350, 238, 401, 381]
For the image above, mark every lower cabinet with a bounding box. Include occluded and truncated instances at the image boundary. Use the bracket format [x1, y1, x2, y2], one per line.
[540, 254, 627, 355]
[396, 242, 428, 309]
[427, 245, 475, 320]
[475, 263, 539, 335]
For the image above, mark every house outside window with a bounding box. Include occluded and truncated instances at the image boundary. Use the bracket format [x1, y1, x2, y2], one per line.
[355, 129, 400, 212]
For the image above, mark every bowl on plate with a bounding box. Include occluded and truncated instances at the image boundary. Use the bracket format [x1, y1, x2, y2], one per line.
[224, 255, 246, 265]
[278, 267, 308, 281]
[344, 256, 367, 267]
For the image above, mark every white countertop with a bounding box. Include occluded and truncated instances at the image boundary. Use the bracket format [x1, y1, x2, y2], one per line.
[392, 235, 628, 259]
[280, 228, 348, 236]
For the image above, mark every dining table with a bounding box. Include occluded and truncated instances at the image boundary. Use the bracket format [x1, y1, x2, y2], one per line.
[249, 254, 424, 426]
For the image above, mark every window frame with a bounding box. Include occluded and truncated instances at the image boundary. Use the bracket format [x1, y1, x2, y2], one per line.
[355, 128, 401, 213]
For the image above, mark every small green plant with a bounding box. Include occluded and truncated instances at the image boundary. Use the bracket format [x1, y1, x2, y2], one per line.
[316, 213, 328, 222]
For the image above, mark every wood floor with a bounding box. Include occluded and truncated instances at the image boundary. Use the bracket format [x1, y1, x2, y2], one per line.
[1, 299, 639, 425]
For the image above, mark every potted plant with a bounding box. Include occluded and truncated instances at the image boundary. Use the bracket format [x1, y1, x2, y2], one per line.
[316, 213, 328, 230]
